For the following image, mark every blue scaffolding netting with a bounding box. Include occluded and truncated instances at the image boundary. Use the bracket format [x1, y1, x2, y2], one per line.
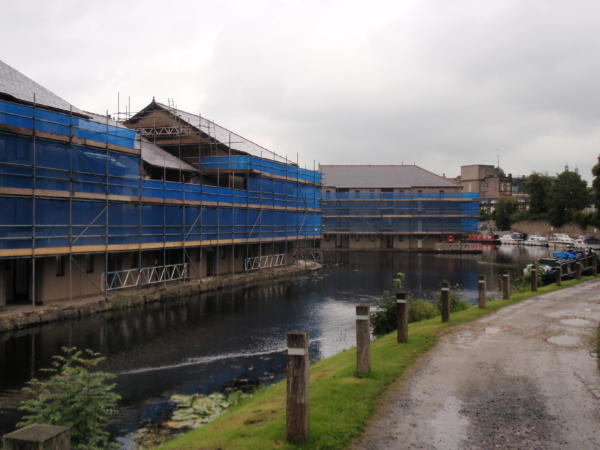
[0, 100, 321, 252]
[322, 193, 479, 234]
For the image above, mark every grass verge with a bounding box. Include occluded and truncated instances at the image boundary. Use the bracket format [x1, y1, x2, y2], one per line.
[161, 276, 598, 450]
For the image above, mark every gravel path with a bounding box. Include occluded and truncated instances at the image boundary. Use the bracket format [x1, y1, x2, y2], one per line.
[354, 279, 600, 450]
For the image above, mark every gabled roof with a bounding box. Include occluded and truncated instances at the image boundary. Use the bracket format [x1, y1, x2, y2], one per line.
[320, 165, 459, 189]
[0, 59, 85, 115]
[127, 101, 290, 164]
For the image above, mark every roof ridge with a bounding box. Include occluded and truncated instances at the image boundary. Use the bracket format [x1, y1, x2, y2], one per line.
[413, 164, 461, 186]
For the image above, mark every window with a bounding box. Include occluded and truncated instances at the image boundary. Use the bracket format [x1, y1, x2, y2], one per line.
[85, 255, 94, 273]
[56, 256, 65, 277]
[386, 235, 394, 248]
[381, 188, 393, 192]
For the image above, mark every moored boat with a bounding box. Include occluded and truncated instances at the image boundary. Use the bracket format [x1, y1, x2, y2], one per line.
[464, 233, 500, 245]
[573, 235, 600, 250]
[548, 233, 574, 246]
[499, 232, 525, 245]
[524, 234, 548, 247]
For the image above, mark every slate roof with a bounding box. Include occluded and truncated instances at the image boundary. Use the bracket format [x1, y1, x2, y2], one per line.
[0, 60, 85, 115]
[140, 136, 197, 172]
[320, 165, 459, 189]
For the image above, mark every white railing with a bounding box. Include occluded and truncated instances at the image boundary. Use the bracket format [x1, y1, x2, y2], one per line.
[244, 254, 286, 271]
[294, 249, 322, 262]
[102, 263, 188, 292]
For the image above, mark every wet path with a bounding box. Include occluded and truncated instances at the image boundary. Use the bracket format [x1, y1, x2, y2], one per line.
[354, 278, 600, 449]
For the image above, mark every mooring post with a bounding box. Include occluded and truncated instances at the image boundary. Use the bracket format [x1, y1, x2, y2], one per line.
[501, 273, 509, 299]
[356, 304, 371, 376]
[575, 262, 581, 279]
[3, 424, 70, 450]
[396, 292, 408, 343]
[441, 281, 450, 323]
[530, 267, 537, 292]
[592, 257, 598, 276]
[477, 275, 486, 308]
[506, 271, 512, 296]
[286, 331, 309, 443]
[556, 265, 562, 286]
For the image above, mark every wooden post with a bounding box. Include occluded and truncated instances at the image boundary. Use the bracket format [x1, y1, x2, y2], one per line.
[477, 275, 486, 309]
[530, 267, 537, 292]
[592, 257, 598, 276]
[356, 304, 371, 375]
[501, 273, 509, 299]
[3, 424, 70, 450]
[506, 271, 512, 296]
[575, 262, 581, 279]
[441, 282, 450, 323]
[286, 331, 309, 443]
[396, 292, 408, 343]
[556, 265, 562, 286]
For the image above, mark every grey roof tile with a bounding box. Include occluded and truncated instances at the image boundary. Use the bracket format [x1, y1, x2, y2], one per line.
[0, 60, 84, 114]
[140, 136, 197, 172]
[320, 165, 459, 188]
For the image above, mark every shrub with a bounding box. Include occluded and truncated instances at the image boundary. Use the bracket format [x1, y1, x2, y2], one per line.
[371, 289, 398, 337]
[407, 299, 438, 323]
[371, 273, 469, 336]
[18, 347, 120, 450]
[433, 286, 469, 313]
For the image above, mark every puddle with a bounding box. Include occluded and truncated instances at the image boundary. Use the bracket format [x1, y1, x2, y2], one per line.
[560, 318, 593, 327]
[485, 326, 501, 335]
[547, 335, 580, 346]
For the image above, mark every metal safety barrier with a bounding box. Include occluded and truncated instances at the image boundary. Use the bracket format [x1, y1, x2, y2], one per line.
[102, 263, 188, 291]
[244, 254, 286, 271]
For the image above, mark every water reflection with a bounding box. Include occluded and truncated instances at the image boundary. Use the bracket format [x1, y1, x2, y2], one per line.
[0, 248, 549, 436]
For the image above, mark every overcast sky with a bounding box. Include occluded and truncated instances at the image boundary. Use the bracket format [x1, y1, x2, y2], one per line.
[1, 0, 599, 181]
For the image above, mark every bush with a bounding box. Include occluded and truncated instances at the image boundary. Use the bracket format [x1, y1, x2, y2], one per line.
[18, 347, 120, 450]
[408, 299, 438, 323]
[434, 286, 469, 313]
[371, 289, 399, 337]
[371, 274, 469, 337]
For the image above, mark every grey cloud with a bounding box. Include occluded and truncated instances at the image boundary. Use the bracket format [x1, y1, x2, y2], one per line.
[1, 0, 598, 180]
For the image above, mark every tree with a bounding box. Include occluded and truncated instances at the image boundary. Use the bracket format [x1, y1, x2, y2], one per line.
[18, 347, 120, 450]
[548, 169, 590, 227]
[523, 172, 553, 215]
[493, 197, 519, 230]
[592, 156, 600, 210]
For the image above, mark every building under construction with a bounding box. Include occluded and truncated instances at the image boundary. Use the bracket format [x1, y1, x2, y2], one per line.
[320, 165, 478, 250]
[0, 61, 320, 307]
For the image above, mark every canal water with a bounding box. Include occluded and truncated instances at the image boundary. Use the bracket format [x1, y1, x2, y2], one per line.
[0, 247, 551, 438]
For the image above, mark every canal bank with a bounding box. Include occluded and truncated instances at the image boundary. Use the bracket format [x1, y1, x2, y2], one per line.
[160, 275, 600, 449]
[0, 248, 566, 441]
[0, 260, 321, 333]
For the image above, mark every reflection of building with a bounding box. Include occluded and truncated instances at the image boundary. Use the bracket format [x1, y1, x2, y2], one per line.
[0, 60, 320, 307]
[455, 165, 512, 212]
[320, 165, 478, 250]
[511, 176, 530, 210]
